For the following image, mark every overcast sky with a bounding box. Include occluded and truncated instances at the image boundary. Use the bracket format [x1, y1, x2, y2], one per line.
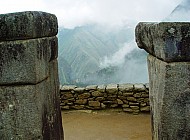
[0, 0, 182, 28]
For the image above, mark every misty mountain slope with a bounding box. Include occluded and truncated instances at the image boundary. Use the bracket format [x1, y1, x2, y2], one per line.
[81, 47, 148, 85]
[58, 56, 72, 84]
[165, 0, 190, 21]
[58, 25, 134, 85]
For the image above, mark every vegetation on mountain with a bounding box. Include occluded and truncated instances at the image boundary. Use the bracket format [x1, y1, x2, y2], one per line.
[58, 24, 138, 85]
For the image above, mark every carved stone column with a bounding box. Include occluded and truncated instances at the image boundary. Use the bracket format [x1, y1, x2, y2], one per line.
[136, 22, 190, 140]
[0, 11, 63, 140]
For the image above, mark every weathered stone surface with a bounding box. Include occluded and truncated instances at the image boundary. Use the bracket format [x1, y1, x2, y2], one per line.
[136, 98, 145, 103]
[61, 85, 77, 91]
[118, 96, 127, 100]
[0, 36, 58, 85]
[117, 99, 123, 105]
[134, 93, 141, 98]
[95, 97, 105, 101]
[88, 98, 95, 101]
[62, 93, 73, 99]
[107, 95, 117, 101]
[67, 102, 74, 105]
[88, 101, 101, 107]
[74, 87, 85, 93]
[75, 99, 88, 105]
[70, 105, 85, 110]
[60, 102, 66, 106]
[91, 91, 104, 97]
[132, 110, 140, 115]
[136, 22, 190, 62]
[141, 93, 149, 98]
[134, 84, 146, 92]
[101, 103, 106, 109]
[140, 103, 147, 107]
[86, 85, 98, 90]
[0, 84, 44, 140]
[59, 82, 150, 114]
[110, 104, 118, 108]
[127, 97, 137, 102]
[123, 92, 133, 97]
[61, 106, 70, 110]
[0, 73, 63, 140]
[118, 91, 123, 96]
[123, 108, 133, 112]
[0, 11, 63, 140]
[118, 83, 134, 92]
[67, 98, 75, 102]
[106, 84, 118, 94]
[0, 11, 58, 41]
[103, 100, 117, 105]
[97, 85, 106, 92]
[46, 59, 63, 140]
[140, 106, 150, 112]
[78, 93, 91, 99]
[123, 100, 129, 104]
[129, 102, 139, 106]
[122, 104, 130, 108]
[148, 54, 190, 139]
[144, 98, 149, 103]
[130, 106, 139, 110]
[144, 83, 149, 89]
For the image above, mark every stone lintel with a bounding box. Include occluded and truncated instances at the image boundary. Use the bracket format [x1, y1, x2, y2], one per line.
[0, 11, 58, 41]
[135, 22, 190, 62]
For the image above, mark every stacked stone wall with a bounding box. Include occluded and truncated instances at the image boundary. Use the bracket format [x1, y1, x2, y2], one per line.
[60, 83, 150, 114]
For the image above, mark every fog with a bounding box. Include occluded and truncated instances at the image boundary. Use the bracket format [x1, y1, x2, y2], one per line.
[0, 0, 182, 28]
[0, 0, 188, 84]
[100, 41, 136, 68]
[165, 0, 190, 21]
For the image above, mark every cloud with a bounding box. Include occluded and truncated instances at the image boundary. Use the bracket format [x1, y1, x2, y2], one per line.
[0, 0, 182, 28]
[164, 0, 190, 21]
[100, 41, 136, 68]
[0, 0, 45, 14]
[48, 0, 182, 28]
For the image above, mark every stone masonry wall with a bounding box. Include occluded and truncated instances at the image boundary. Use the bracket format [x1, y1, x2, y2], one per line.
[0, 11, 63, 140]
[60, 83, 150, 114]
[136, 22, 190, 139]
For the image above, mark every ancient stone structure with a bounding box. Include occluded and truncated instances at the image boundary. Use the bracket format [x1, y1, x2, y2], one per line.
[60, 83, 150, 114]
[0, 11, 63, 139]
[136, 22, 190, 140]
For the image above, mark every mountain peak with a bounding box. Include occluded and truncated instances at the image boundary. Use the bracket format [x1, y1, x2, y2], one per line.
[165, 0, 190, 21]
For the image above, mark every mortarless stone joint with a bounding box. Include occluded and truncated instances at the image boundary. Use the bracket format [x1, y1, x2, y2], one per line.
[0, 11, 63, 140]
[136, 22, 190, 140]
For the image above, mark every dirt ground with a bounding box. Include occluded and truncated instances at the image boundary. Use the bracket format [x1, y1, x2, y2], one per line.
[61, 110, 151, 140]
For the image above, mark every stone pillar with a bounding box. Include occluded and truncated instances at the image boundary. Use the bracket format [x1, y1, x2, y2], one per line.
[135, 22, 190, 140]
[0, 11, 63, 140]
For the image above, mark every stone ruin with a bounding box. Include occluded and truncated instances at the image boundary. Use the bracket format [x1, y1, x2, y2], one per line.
[60, 83, 150, 114]
[0, 11, 63, 139]
[1, 11, 190, 140]
[136, 22, 190, 140]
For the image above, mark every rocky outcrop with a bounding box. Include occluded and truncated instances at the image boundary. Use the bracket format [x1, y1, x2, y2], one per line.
[136, 22, 190, 140]
[0, 11, 63, 140]
[60, 83, 150, 114]
[136, 22, 190, 62]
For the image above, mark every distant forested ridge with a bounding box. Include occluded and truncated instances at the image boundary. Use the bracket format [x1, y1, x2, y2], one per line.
[58, 24, 148, 86]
